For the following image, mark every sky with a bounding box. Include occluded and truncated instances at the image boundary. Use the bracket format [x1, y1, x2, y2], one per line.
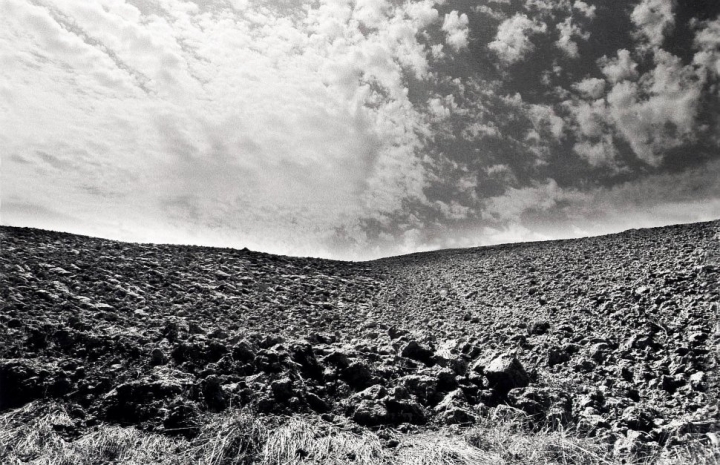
[2, 0, 720, 260]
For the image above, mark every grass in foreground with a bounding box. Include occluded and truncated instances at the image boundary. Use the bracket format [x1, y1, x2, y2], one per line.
[1, 402, 717, 464]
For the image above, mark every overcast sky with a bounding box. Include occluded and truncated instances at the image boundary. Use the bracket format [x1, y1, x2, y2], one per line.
[2, 0, 720, 259]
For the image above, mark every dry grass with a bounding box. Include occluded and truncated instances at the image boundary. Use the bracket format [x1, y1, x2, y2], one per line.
[0, 403, 189, 465]
[462, 406, 720, 465]
[464, 407, 617, 465]
[260, 417, 385, 465]
[190, 412, 267, 465]
[1, 402, 717, 465]
[654, 439, 720, 465]
[395, 432, 496, 465]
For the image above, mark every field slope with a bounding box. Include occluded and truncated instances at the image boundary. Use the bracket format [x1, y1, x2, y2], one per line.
[1, 221, 718, 464]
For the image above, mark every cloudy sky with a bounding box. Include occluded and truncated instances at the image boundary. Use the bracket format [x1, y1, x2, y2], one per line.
[2, 0, 720, 259]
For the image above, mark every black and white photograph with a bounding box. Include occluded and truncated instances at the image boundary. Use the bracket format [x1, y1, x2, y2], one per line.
[1, 0, 719, 463]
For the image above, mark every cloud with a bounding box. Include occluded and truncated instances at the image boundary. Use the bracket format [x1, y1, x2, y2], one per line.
[441, 10, 470, 52]
[354, 0, 390, 29]
[435, 199, 471, 220]
[573, 1, 596, 19]
[474, 5, 507, 21]
[461, 122, 499, 139]
[2, 0, 719, 260]
[524, 0, 569, 16]
[631, 0, 675, 48]
[404, 0, 441, 29]
[572, 77, 606, 99]
[567, 98, 607, 137]
[599, 49, 639, 83]
[693, 17, 720, 80]
[573, 135, 618, 167]
[0, 0, 447, 258]
[427, 94, 456, 121]
[565, 42, 713, 169]
[489, 14, 547, 65]
[528, 103, 566, 140]
[480, 159, 720, 243]
[1, 201, 81, 232]
[606, 50, 704, 166]
[571, 159, 720, 234]
[483, 178, 568, 223]
[555, 16, 589, 58]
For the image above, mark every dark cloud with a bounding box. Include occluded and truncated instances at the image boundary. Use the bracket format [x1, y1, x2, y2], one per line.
[36, 151, 76, 171]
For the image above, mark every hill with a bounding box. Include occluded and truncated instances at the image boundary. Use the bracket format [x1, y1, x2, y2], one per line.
[1, 221, 718, 464]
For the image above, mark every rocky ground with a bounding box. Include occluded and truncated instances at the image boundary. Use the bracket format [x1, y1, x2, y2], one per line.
[1, 220, 718, 462]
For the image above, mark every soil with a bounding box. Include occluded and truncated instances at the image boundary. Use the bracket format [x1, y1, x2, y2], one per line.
[1, 221, 718, 454]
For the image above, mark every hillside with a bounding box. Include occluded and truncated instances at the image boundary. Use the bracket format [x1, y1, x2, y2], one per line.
[1, 221, 719, 464]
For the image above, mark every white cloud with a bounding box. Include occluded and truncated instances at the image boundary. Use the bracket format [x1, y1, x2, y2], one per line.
[693, 17, 720, 80]
[556, 16, 589, 58]
[430, 43, 445, 59]
[462, 122, 499, 140]
[0, 0, 447, 259]
[567, 45, 709, 168]
[354, 0, 390, 29]
[484, 179, 578, 222]
[489, 13, 547, 65]
[568, 98, 607, 137]
[428, 94, 455, 121]
[435, 200, 471, 220]
[573, 1, 596, 19]
[404, 0, 441, 29]
[524, 0, 567, 15]
[528, 103, 565, 140]
[486, 164, 513, 177]
[606, 50, 704, 166]
[473, 5, 507, 21]
[631, 0, 675, 48]
[599, 49, 639, 83]
[441, 10, 470, 52]
[572, 77, 606, 99]
[481, 224, 553, 245]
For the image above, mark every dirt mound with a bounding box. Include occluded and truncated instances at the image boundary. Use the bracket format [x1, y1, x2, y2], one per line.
[0, 221, 718, 457]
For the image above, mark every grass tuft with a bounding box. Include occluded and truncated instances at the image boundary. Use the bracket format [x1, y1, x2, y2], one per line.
[0, 402, 188, 464]
[190, 412, 268, 465]
[260, 417, 384, 465]
[396, 432, 496, 465]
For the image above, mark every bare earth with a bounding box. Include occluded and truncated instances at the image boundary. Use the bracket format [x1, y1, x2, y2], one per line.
[1, 221, 718, 463]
